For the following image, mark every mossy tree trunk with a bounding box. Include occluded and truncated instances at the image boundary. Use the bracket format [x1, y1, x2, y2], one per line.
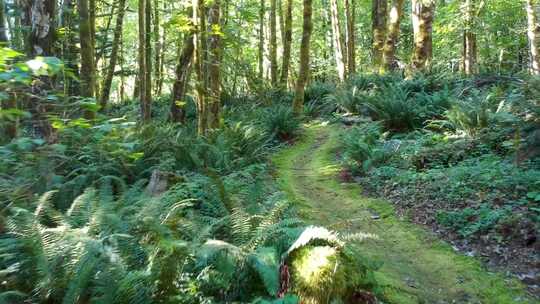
[100, 0, 127, 109]
[138, 0, 152, 122]
[170, 30, 194, 123]
[461, 0, 478, 75]
[292, 0, 313, 115]
[382, 0, 404, 72]
[79, 0, 96, 111]
[372, 0, 387, 70]
[193, 0, 208, 135]
[411, 0, 435, 71]
[207, 0, 222, 128]
[345, 0, 356, 76]
[269, 0, 278, 86]
[0, 0, 7, 42]
[526, 0, 540, 75]
[330, 0, 346, 81]
[280, 0, 292, 86]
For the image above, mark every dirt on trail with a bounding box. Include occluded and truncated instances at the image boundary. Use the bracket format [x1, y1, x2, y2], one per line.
[272, 122, 534, 304]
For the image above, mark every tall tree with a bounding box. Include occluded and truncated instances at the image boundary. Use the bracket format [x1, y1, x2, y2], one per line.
[280, 0, 292, 86]
[330, 0, 346, 81]
[258, 0, 265, 80]
[382, 0, 404, 72]
[372, 0, 387, 70]
[526, 0, 540, 75]
[153, 0, 163, 95]
[269, 0, 278, 85]
[345, 0, 356, 76]
[137, 0, 152, 122]
[171, 30, 195, 123]
[79, 0, 96, 105]
[193, 0, 207, 134]
[0, 0, 7, 42]
[411, 0, 435, 71]
[100, 0, 127, 108]
[292, 0, 313, 115]
[461, 0, 477, 75]
[207, 0, 222, 128]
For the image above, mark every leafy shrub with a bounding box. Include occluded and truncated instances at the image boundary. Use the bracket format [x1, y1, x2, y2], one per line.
[263, 105, 301, 142]
[340, 123, 387, 174]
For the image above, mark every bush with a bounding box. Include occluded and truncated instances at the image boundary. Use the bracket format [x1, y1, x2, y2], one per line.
[263, 105, 301, 142]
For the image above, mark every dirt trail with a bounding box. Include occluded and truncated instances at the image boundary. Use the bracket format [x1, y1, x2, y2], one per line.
[273, 123, 533, 304]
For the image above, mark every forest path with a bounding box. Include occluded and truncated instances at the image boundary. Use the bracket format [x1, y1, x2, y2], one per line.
[273, 122, 532, 304]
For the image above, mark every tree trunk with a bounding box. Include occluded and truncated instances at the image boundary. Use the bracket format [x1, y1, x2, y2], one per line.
[372, 0, 387, 70]
[100, 0, 127, 108]
[345, 0, 356, 76]
[258, 0, 265, 80]
[207, 0, 221, 128]
[280, 0, 292, 86]
[153, 0, 163, 95]
[382, 0, 404, 72]
[0, 0, 7, 42]
[193, 0, 207, 135]
[292, 0, 312, 115]
[144, 0, 152, 116]
[330, 0, 346, 81]
[269, 0, 278, 85]
[526, 0, 540, 75]
[23, 0, 56, 56]
[411, 0, 435, 71]
[461, 0, 477, 75]
[171, 31, 195, 123]
[79, 0, 96, 120]
[138, 0, 152, 122]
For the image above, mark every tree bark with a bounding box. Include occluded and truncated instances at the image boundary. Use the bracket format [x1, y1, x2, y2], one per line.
[193, 0, 207, 135]
[382, 0, 404, 72]
[411, 0, 435, 71]
[79, 0, 96, 120]
[258, 0, 265, 80]
[23, 0, 56, 56]
[153, 0, 163, 95]
[461, 0, 477, 75]
[207, 0, 221, 128]
[280, 0, 292, 86]
[138, 0, 148, 121]
[171, 31, 194, 123]
[144, 0, 152, 116]
[330, 0, 346, 81]
[526, 0, 540, 75]
[0, 0, 7, 42]
[372, 0, 387, 70]
[269, 0, 278, 85]
[345, 0, 356, 76]
[292, 0, 312, 115]
[100, 0, 127, 108]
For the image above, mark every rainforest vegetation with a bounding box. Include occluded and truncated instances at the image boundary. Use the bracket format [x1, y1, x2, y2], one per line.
[0, 0, 539, 303]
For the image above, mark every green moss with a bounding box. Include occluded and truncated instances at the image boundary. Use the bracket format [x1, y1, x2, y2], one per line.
[273, 122, 533, 304]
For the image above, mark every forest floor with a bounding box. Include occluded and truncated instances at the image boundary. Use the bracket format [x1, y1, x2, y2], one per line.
[273, 121, 533, 304]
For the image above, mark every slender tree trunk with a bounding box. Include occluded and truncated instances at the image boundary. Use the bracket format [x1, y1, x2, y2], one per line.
[330, 0, 346, 81]
[269, 0, 278, 85]
[144, 0, 152, 116]
[461, 0, 477, 75]
[138, 0, 148, 121]
[345, 0, 356, 76]
[526, 0, 540, 75]
[100, 0, 127, 108]
[61, 0, 79, 95]
[280, 0, 292, 86]
[79, 0, 96, 120]
[193, 0, 207, 135]
[207, 0, 221, 128]
[171, 31, 194, 123]
[153, 0, 162, 95]
[258, 0, 265, 80]
[411, 0, 435, 71]
[372, 0, 387, 70]
[292, 0, 312, 115]
[0, 0, 7, 42]
[382, 0, 404, 72]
